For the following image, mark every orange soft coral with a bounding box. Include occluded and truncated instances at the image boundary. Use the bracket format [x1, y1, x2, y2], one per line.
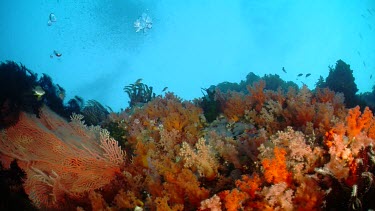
[220, 189, 249, 211]
[262, 147, 292, 185]
[163, 169, 209, 207]
[235, 174, 261, 198]
[144, 93, 203, 141]
[346, 106, 374, 138]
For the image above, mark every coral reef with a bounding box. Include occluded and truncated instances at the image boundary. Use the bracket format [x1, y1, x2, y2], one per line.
[1, 60, 375, 210]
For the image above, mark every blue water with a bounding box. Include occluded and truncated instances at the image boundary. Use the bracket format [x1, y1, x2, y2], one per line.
[0, 0, 374, 111]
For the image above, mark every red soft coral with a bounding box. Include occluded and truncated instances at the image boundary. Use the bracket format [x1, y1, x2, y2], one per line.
[247, 80, 267, 112]
[217, 90, 247, 122]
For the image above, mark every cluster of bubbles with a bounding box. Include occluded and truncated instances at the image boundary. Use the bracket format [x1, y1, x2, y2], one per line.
[46, 13, 62, 59]
[134, 13, 153, 33]
[45, 10, 153, 61]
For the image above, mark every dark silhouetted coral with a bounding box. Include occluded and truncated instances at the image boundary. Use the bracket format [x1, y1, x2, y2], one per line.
[324, 59, 359, 107]
[358, 85, 375, 111]
[81, 100, 109, 126]
[0, 161, 37, 210]
[262, 73, 298, 91]
[208, 72, 298, 95]
[200, 88, 222, 122]
[0, 61, 88, 127]
[0, 61, 40, 128]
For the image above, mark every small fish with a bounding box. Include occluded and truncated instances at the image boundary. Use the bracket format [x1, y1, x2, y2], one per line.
[49, 13, 57, 22]
[162, 87, 168, 92]
[305, 73, 311, 77]
[282, 67, 286, 73]
[363, 61, 366, 67]
[359, 33, 363, 40]
[48, 13, 57, 26]
[135, 78, 143, 84]
[297, 73, 303, 77]
[371, 74, 373, 79]
[357, 51, 361, 56]
[54, 50, 62, 57]
[33, 86, 45, 100]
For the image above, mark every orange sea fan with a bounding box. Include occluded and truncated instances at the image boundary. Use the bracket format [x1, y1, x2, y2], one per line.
[0, 107, 124, 208]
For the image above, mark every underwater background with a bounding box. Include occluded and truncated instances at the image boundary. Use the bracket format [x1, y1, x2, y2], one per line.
[0, 0, 374, 111]
[1, 0, 375, 211]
